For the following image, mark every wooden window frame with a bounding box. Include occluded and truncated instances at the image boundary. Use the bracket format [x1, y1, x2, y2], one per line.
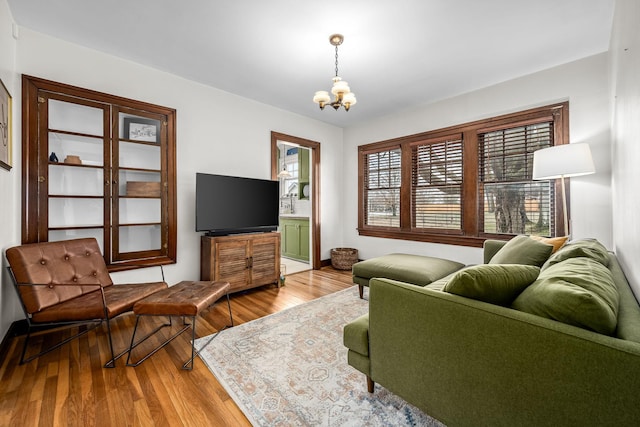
[357, 102, 569, 248]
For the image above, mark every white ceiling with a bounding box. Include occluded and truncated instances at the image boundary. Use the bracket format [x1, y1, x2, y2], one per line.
[7, 0, 615, 128]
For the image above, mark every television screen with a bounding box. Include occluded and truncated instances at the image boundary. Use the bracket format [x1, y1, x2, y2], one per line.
[195, 173, 280, 235]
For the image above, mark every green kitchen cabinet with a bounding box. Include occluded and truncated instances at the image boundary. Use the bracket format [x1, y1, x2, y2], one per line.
[280, 217, 310, 261]
[298, 149, 310, 200]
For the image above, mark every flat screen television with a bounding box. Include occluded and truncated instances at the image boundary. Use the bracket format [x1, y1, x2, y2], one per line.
[195, 172, 280, 235]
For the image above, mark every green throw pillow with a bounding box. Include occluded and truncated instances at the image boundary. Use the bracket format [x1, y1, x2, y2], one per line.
[443, 264, 540, 306]
[541, 238, 610, 271]
[488, 235, 553, 267]
[512, 257, 619, 335]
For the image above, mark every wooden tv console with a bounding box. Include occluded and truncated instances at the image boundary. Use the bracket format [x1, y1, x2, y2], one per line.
[200, 232, 281, 293]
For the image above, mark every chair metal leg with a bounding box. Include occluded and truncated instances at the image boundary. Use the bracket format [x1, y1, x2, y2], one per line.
[225, 293, 234, 327]
[103, 318, 117, 368]
[19, 327, 33, 365]
[19, 321, 101, 365]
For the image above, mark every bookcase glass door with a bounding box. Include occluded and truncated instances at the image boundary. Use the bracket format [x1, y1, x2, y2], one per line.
[46, 95, 108, 254]
[113, 110, 166, 261]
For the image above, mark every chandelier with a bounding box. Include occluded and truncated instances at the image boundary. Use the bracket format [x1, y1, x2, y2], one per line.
[313, 34, 357, 111]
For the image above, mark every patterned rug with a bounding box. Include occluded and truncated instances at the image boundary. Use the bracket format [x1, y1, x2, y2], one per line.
[196, 286, 444, 426]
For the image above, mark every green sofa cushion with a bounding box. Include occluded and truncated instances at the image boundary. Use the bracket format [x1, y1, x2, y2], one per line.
[443, 264, 540, 306]
[541, 238, 609, 271]
[512, 257, 619, 335]
[352, 253, 464, 287]
[488, 235, 553, 267]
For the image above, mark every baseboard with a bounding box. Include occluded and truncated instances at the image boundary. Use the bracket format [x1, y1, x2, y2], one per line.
[321, 258, 361, 268]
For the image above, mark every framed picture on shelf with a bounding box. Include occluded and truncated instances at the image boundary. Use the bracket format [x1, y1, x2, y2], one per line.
[124, 117, 160, 143]
[0, 78, 12, 171]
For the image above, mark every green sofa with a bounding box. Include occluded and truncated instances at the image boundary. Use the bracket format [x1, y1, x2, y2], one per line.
[344, 238, 640, 426]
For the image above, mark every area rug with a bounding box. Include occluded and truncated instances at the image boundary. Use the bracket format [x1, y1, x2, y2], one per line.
[196, 286, 444, 426]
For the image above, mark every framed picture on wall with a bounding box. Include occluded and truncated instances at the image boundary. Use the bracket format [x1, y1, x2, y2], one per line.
[124, 117, 160, 143]
[0, 78, 12, 171]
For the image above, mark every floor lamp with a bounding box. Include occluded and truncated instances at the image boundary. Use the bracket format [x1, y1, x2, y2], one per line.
[532, 143, 595, 236]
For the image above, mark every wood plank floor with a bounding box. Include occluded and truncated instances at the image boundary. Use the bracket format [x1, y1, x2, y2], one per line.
[0, 267, 354, 427]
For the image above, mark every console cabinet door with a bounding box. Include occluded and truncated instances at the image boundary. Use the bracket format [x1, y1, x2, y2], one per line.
[214, 239, 251, 292]
[250, 234, 280, 287]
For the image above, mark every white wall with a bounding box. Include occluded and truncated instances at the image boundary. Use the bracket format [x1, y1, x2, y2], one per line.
[610, 0, 640, 296]
[342, 53, 613, 265]
[9, 28, 343, 302]
[0, 0, 21, 341]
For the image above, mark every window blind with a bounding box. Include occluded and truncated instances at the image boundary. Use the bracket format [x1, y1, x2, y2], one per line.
[479, 122, 555, 235]
[412, 136, 463, 230]
[364, 148, 402, 227]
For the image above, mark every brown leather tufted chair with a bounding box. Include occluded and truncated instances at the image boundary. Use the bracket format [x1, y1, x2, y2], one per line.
[5, 238, 168, 367]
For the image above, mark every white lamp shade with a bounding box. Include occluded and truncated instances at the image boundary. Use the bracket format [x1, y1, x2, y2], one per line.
[278, 167, 292, 178]
[343, 92, 357, 106]
[331, 80, 350, 95]
[313, 91, 330, 103]
[532, 143, 595, 180]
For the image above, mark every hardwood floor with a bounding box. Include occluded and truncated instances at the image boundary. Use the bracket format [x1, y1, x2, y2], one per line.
[0, 267, 353, 427]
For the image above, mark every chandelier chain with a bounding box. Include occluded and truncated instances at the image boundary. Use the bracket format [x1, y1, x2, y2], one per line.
[335, 45, 339, 77]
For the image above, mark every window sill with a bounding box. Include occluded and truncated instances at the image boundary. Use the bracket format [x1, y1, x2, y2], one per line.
[357, 228, 512, 248]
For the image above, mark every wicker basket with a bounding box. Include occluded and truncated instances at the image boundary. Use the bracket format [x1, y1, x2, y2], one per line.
[331, 248, 359, 270]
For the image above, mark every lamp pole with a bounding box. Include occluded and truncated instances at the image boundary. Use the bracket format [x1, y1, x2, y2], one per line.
[560, 175, 569, 236]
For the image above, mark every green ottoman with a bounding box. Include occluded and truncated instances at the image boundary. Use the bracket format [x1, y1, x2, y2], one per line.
[352, 253, 465, 298]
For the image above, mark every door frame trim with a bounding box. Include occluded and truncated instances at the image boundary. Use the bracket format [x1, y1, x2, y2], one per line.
[271, 131, 321, 270]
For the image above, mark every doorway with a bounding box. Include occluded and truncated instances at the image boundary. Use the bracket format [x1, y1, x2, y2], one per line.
[271, 132, 321, 271]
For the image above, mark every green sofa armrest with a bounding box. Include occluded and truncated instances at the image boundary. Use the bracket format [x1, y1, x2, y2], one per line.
[483, 239, 507, 264]
[343, 313, 369, 357]
[368, 277, 640, 427]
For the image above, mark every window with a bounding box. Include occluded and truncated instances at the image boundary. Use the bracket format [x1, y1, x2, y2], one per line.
[412, 135, 463, 231]
[480, 122, 554, 236]
[363, 148, 402, 227]
[358, 103, 568, 247]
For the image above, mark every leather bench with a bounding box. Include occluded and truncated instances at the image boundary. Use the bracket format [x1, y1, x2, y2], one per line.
[126, 280, 233, 370]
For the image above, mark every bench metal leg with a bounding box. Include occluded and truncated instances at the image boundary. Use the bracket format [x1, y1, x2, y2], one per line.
[125, 316, 178, 367]
[183, 293, 234, 370]
[127, 293, 234, 370]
